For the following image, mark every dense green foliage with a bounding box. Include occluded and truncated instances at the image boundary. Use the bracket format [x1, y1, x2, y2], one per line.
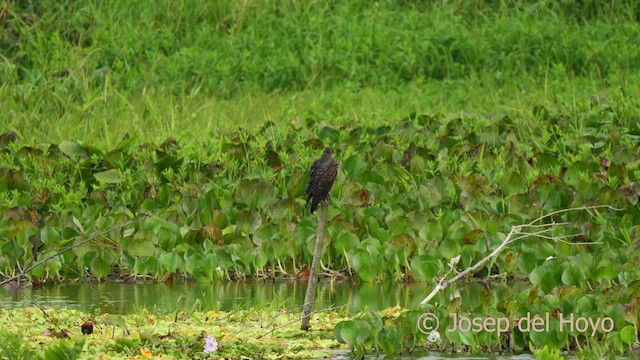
[0, 306, 345, 359]
[4, 0, 639, 94]
[2, 0, 640, 145]
[1, 107, 640, 285]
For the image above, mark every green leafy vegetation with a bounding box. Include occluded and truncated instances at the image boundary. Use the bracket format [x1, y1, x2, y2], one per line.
[1, 109, 639, 284]
[0, 306, 345, 359]
[2, 0, 640, 146]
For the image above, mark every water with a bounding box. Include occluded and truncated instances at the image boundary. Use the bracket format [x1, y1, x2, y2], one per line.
[0, 279, 432, 315]
[6, 280, 640, 359]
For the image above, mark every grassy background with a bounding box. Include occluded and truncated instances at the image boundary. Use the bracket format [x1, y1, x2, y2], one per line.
[1, 0, 640, 147]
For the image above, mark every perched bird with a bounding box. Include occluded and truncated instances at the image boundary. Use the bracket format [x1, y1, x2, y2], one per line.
[305, 147, 338, 213]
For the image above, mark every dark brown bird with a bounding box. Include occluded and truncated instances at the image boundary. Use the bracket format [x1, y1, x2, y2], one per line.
[305, 147, 338, 214]
[81, 322, 93, 335]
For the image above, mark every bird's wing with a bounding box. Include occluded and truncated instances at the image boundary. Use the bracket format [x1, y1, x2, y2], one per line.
[305, 159, 320, 195]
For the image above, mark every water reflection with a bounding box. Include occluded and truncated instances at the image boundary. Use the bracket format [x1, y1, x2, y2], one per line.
[0, 280, 433, 315]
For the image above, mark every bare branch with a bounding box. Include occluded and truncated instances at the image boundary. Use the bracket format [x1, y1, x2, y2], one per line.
[525, 205, 621, 227]
[510, 232, 583, 243]
[420, 205, 623, 305]
[0, 215, 151, 288]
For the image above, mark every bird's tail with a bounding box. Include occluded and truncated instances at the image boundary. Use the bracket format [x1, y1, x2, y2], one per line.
[310, 197, 321, 214]
[305, 195, 312, 213]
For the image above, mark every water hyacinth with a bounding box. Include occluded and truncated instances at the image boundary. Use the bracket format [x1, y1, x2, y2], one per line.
[204, 336, 218, 353]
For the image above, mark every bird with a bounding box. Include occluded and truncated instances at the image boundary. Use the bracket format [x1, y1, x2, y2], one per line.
[81, 322, 94, 335]
[305, 147, 338, 214]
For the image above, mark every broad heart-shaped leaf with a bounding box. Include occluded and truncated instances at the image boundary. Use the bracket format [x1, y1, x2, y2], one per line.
[563, 161, 598, 188]
[518, 252, 540, 275]
[446, 220, 471, 243]
[371, 141, 395, 162]
[418, 181, 443, 208]
[45, 256, 63, 277]
[595, 258, 619, 282]
[236, 178, 275, 209]
[236, 210, 262, 234]
[286, 170, 305, 198]
[419, 222, 443, 244]
[252, 223, 277, 247]
[620, 326, 636, 345]
[94, 169, 123, 183]
[528, 318, 565, 349]
[334, 230, 359, 253]
[133, 256, 158, 275]
[59, 141, 88, 158]
[378, 327, 399, 357]
[540, 267, 562, 293]
[121, 230, 156, 257]
[159, 252, 183, 272]
[438, 239, 461, 260]
[499, 171, 527, 196]
[608, 330, 626, 353]
[410, 255, 441, 282]
[252, 250, 268, 270]
[363, 311, 383, 335]
[154, 154, 183, 173]
[341, 155, 367, 182]
[1, 240, 25, 266]
[334, 320, 356, 345]
[333, 319, 372, 348]
[319, 126, 340, 142]
[103, 314, 127, 328]
[90, 255, 110, 280]
[561, 263, 588, 287]
[349, 250, 377, 282]
[340, 182, 369, 208]
[185, 252, 205, 276]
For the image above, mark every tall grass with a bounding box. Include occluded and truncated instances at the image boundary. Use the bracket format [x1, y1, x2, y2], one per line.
[1, 0, 639, 146]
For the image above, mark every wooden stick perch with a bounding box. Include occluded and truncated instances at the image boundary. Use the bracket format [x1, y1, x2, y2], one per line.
[301, 199, 329, 330]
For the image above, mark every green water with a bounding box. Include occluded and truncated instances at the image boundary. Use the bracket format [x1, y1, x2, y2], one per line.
[0, 280, 432, 315]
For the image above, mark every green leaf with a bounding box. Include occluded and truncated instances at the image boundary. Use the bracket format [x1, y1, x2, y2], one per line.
[334, 320, 357, 346]
[159, 252, 183, 272]
[334, 230, 359, 253]
[252, 224, 277, 247]
[122, 230, 156, 257]
[620, 326, 636, 345]
[595, 258, 619, 282]
[59, 141, 88, 158]
[236, 210, 262, 234]
[410, 255, 440, 281]
[114, 134, 137, 150]
[607, 331, 625, 353]
[379, 328, 399, 357]
[41, 226, 61, 245]
[103, 314, 127, 328]
[1, 240, 25, 266]
[349, 250, 377, 282]
[90, 255, 110, 280]
[94, 169, 123, 183]
[438, 239, 461, 260]
[252, 251, 268, 270]
[236, 179, 275, 208]
[185, 253, 205, 276]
